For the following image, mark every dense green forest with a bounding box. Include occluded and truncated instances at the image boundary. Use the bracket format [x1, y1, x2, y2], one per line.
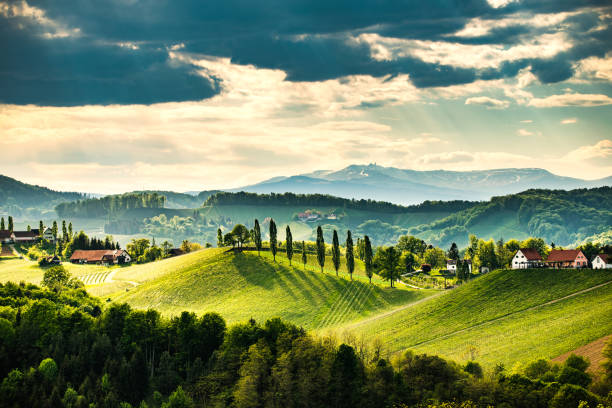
[411, 187, 612, 247]
[0, 280, 610, 408]
[55, 193, 166, 218]
[204, 192, 477, 214]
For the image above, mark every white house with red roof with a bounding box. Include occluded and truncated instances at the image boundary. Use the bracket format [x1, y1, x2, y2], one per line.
[592, 253, 611, 269]
[512, 248, 543, 269]
[545, 249, 588, 268]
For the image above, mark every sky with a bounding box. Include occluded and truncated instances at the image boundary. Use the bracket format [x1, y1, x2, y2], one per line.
[1, 0, 611, 194]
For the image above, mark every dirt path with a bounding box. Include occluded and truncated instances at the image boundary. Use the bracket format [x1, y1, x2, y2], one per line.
[339, 290, 449, 330]
[407, 280, 612, 348]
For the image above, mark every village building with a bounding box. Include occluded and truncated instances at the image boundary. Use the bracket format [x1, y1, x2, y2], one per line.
[446, 259, 457, 272]
[511, 248, 543, 269]
[70, 249, 132, 265]
[0, 230, 12, 244]
[545, 249, 588, 268]
[168, 248, 185, 257]
[12, 229, 41, 244]
[42, 227, 55, 242]
[592, 253, 612, 269]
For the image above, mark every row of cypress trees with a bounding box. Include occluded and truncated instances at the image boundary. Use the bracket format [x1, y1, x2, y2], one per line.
[251, 219, 375, 283]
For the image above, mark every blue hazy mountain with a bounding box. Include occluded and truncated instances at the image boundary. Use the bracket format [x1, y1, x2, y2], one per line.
[234, 164, 612, 205]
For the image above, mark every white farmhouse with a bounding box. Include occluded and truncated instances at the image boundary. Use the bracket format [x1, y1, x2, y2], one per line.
[592, 254, 611, 269]
[446, 259, 457, 272]
[512, 248, 543, 269]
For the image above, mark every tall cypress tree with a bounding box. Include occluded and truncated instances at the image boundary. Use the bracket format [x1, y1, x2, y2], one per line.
[8, 216, 14, 233]
[331, 230, 340, 277]
[316, 226, 325, 273]
[346, 230, 355, 281]
[364, 235, 373, 284]
[62, 220, 67, 242]
[254, 219, 262, 256]
[52, 221, 58, 240]
[286, 225, 293, 266]
[269, 219, 277, 262]
[217, 228, 223, 247]
[39, 220, 43, 236]
[301, 241, 307, 269]
[0, 217, 4, 230]
[68, 222, 73, 239]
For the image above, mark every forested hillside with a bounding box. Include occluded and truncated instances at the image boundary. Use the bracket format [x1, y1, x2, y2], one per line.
[0, 175, 84, 217]
[410, 187, 612, 247]
[55, 192, 166, 218]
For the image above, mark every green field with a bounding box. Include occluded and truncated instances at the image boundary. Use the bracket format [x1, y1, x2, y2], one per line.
[111, 249, 432, 330]
[345, 268, 612, 369]
[1, 248, 610, 371]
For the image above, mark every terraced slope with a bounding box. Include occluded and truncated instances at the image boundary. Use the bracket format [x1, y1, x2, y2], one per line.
[112, 249, 433, 329]
[345, 268, 612, 368]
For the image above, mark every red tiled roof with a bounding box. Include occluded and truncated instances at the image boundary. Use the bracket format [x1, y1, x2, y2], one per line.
[0, 230, 12, 239]
[546, 249, 582, 262]
[517, 248, 542, 261]
[71, 249, 128, 262]
[12, 230, 39, 238]
[594, 253, 609, 263]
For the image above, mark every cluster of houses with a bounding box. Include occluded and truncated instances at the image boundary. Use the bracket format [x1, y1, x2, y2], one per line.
[511, 248, 611, 269]
[440, 248, 612, 273]
[70, 249, 132, 265]
[0, 227, 55, 244]
[296, 210, 338, 222]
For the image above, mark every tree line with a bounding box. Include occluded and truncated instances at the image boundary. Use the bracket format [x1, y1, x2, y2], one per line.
[55, 192, 166, 218]
[0, 279, 610, 408]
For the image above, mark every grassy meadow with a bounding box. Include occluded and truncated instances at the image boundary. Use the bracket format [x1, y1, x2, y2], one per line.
[111, 249, 433, 330]
[344, 268, 612, 368]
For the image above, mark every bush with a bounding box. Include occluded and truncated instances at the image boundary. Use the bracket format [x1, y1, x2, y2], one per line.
[524, 359, 552, 379]
[557, 366, 591, 388]
[464, 361, 483, 379]
[549, 384, 599, 408]
[565, 354, 589, 372]
[38, 358, 58, 382]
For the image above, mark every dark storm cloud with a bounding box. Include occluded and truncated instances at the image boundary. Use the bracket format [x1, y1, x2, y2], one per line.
[1, 0, 611, 105]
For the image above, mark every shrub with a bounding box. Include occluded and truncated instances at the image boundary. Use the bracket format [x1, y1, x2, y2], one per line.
[38, 358, 58, 382]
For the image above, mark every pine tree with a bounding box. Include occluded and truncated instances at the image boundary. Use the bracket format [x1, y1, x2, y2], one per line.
[269, 219, 277, 262]
[254, 219, 262, 256]
[316, 226, 325, 273]
[331, 230, 340, 277]
[0, 217, 4, 230]
[301, 241, 307, 269]
[346, 230, 354, 281]
[8, 216, 14, 232]
[217, 228, 223, 247]
[285, 225, 293, 266]
[448, 242, 459, 260]
[364, 235, 373, 284]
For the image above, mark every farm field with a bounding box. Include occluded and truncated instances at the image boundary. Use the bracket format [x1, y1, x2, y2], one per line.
[344, 268, 612, 369]
[552, 334, 612, 375]
[111, 249, 433, 330]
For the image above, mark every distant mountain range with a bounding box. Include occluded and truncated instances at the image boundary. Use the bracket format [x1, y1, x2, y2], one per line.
[234, 164, 612, 205]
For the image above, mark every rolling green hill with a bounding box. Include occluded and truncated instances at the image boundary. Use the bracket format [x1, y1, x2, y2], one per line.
[343, 268, 612, 368]
[110, 249, 433, 329]
[0, 174, 85, 218]
[410, 187, 612, 247]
